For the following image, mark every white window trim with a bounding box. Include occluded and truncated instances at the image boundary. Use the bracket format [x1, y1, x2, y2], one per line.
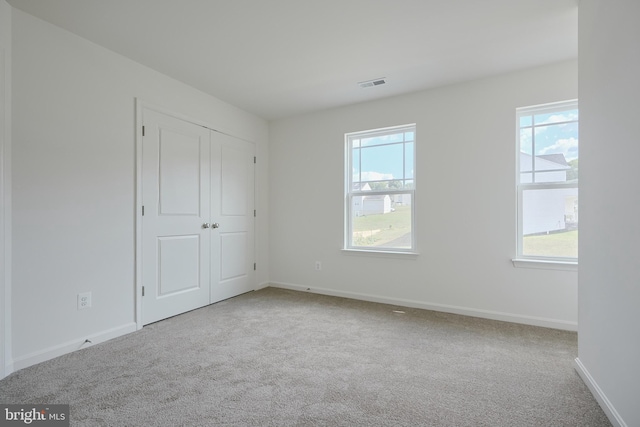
[511, 258, 577, 271]
[515, 99, 578, 267]
[341, 249, 420, 258]
[344, 124, 417, 254]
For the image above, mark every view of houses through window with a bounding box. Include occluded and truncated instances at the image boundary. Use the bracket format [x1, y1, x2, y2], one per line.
[345, 125, 416, 252]
[517, 100, 578, 260]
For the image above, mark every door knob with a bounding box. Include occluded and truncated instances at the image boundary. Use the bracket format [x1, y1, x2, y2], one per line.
[202, 223, 211, 229]
[212, 223, 220, 229]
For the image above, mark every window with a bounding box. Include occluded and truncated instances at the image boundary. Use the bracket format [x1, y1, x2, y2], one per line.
[516, 100, 578, 262]
[345, 124, 416, 252]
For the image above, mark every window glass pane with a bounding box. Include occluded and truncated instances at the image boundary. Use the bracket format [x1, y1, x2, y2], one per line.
[534, 109, 578, 125]
[533, 122, 578, 184]
[351, 193, 412, 249]
[520, 172, 533, 184]
[533, 122, 579, 158]
[387, 179, 404, 190]
[517, 101, 578, 260]
[352, 183, 373, 191]
[346, 124, 416, 252]
[360, 143, 403, 183]
[405, 142, 414, 179]
[519, 128, 533, 184]
[361, 132, 404, 147]
[522, 188, 578, 258]
[352, 147, 360, 184]
[519, 115, 532, 127]
[520, 128, 532, 157]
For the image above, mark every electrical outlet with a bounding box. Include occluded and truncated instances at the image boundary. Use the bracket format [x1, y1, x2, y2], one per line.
[78, 292, 92, 310]
[315, 261, 322, 271]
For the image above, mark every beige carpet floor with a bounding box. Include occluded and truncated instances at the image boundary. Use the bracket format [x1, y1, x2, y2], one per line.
[0, 287, 611, 426]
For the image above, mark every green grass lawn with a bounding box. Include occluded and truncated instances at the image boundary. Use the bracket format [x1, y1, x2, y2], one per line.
[523, 230, 578, 258]
[352, 205, 411, 247]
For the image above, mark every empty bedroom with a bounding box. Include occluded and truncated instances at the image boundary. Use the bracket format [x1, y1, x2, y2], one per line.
[0, 0, 638, 426]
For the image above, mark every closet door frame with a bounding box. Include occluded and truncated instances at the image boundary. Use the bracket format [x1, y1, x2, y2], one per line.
[134, 100, 256, 329]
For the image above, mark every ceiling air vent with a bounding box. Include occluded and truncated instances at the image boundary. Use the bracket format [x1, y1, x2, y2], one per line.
[358, 78, 386, 88]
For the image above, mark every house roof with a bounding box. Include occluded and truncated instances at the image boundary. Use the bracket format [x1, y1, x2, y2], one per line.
[537, 153, 570, 167]
[353, 183, 372, 191]
[520, 152, 571, 172]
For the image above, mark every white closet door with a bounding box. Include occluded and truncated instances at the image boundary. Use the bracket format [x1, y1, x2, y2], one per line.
[141, 109, 211, 325]
[210, 131, 255, 303]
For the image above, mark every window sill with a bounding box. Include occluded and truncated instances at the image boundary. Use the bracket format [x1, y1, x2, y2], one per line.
[342, 249, 419, 259]
[512, 258, 577, 271]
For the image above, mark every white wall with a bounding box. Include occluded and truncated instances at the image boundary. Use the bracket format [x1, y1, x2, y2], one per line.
[576, 1, 640, 426]
[10, 9, 269, 370]
[0, 0, 12, 379]
[269, 60, 578, 329]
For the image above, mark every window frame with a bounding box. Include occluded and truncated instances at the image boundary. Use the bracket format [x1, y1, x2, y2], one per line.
[344, 124, 417, 254]
[515, 100, 578, 264]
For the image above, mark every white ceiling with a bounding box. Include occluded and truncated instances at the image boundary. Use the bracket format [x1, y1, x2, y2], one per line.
[7, 0, 578, 120]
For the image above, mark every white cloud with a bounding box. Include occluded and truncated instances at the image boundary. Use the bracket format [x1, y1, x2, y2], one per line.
[539, 137, 579, 161]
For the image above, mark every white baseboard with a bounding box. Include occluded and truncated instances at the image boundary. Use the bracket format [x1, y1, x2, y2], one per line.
[573, 358, 626, 427]
[268, 281, 578, 331]
[11, 322, 137, 372]
[255, 281, 271, 291]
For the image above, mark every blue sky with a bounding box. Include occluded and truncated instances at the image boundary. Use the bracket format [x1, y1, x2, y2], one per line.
[352, 132, 414, 184]
[520, 109, 579, 162]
